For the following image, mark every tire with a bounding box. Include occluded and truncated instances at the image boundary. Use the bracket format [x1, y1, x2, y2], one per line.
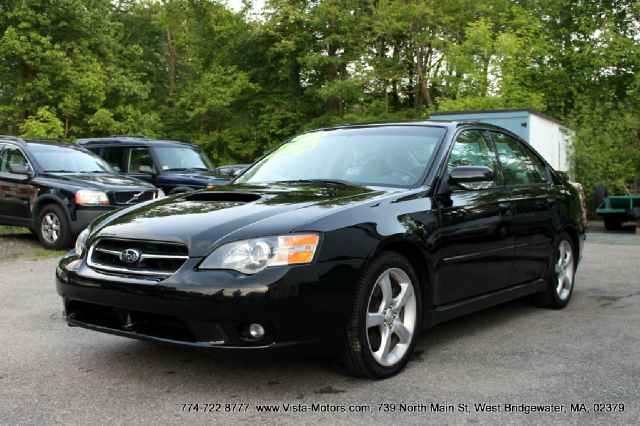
[531, 232, 576, 309]
[36, 204, 74, 249]
[337, 252, 421, 379]
[593, 185, 608, 210]
[604, 215, 623, 231]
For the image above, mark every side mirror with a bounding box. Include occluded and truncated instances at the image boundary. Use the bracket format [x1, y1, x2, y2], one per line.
[449, 166, 494, 190]
[230, 167, 246, 179]
[9, 163, 32, 177]
[139, 165, 156, 175]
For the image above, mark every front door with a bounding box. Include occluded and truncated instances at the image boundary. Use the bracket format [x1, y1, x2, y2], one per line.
[0, 145, 34, 221]
[434, 130, 516, 305]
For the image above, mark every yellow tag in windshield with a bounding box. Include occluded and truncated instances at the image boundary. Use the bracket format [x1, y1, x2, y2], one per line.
[275, 132, 325, 158]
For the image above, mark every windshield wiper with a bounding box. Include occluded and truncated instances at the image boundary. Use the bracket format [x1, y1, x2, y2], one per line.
[273, 179, 360, 187]
[44, 170, 75, 173]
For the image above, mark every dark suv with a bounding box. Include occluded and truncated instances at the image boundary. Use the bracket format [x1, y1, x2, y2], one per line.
[0, 137, 161, 249]
[75, 136, 229, 194]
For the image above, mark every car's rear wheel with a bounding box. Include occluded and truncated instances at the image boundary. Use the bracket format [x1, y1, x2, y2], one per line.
[532, 232, 575, 309]
[338, 252, 421, 379]
[604, 215, 624, 231]
[37, 204, 73, 249]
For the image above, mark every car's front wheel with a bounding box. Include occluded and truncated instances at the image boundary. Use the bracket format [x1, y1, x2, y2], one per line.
[338, 252, 421, 379]
[36, 204, 73, 249]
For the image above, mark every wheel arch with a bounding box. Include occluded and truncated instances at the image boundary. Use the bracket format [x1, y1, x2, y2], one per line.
[561, 224, 581, 262]
[32, 196, 72, 228]
[372, 239, 434, 323]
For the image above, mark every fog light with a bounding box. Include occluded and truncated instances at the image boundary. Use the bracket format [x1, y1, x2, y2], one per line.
[248, 323, 265, 340]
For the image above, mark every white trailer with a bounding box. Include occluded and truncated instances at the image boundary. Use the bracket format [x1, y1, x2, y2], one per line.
[430, 109, 575, 175]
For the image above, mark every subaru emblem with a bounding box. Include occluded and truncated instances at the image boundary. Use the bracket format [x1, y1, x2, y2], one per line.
[120, 248, 142, 264]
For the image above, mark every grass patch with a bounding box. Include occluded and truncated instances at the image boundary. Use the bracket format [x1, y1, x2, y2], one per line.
[0, 225, 30, 235]
[6, 252, 25, 260]
[32, 249, 68, 260]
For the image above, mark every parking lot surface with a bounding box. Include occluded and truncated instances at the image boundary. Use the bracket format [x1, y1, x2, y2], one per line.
[0, 225, 638, 425]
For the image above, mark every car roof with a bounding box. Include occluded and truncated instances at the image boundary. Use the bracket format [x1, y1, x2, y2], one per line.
[328, 119, 508, 132]
[75, 135, 195, 148]
[0, 136, 85, 150]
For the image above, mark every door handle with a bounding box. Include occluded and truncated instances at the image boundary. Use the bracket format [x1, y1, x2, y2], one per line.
[499, 202, 513, 216]
[546, 197, 556, 205]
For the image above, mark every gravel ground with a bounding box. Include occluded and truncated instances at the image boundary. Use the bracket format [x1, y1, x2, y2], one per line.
[0, 224, 638, 425]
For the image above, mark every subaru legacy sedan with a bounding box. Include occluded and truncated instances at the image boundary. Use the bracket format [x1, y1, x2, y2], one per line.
[56, 122, 585, 378]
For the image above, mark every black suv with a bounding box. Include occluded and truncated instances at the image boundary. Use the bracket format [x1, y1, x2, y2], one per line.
[0, 137, 161, 249]
[75, 136, 229, 194]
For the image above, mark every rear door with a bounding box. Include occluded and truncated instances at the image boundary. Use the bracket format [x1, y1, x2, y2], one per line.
[100, 146, 127, 173]
[488, 131, 555, 285]
[434, 129, 516, 305]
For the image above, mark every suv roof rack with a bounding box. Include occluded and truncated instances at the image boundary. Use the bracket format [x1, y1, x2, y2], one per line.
[0, 135, 26, 143]
[109, 134, 149, 139]
[22, 137, 68, 145]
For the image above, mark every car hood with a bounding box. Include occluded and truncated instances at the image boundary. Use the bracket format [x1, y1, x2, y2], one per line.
[42, 173, 154, 190]
[91, 182, 392, 257]
[164, 170, 229, 183]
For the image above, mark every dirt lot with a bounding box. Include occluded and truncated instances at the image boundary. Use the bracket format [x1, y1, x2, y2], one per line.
[0, 223, 638, 425]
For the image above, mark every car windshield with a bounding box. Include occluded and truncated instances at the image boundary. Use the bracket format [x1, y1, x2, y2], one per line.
[154, 146, 214, 171]
[32, 147, 114, 173]
[236, 126, 446, 187]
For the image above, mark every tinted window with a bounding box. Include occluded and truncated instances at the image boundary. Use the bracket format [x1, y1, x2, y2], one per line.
[103, 147, 126, 171]
[491, 132, 548, 185]
[128, 147, 153, 173]
[0, 145, 29, 173]
[237, 126, 446, 187]
[154, 146, 213, 171]
[449, 130, 503, 186]
[31, 147, 113, 173]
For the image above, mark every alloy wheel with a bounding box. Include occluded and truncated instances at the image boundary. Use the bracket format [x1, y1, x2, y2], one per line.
[366, 267, 417, 367]
[41, 212, 61, 244]
[555, 240, 574, 301]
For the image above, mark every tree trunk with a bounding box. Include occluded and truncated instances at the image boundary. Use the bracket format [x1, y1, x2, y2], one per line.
[166, 27, 177, 90]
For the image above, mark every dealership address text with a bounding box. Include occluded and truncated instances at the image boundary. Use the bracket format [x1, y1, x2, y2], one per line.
[181, 402, 625, 414]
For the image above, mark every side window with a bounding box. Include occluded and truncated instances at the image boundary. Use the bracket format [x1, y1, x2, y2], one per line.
[127, 147, 153, 173]
[491, 132, 548, 186]
[102, 147, 126, 172]
[0, 146, 29, 173]
[449, 130, 503, 186]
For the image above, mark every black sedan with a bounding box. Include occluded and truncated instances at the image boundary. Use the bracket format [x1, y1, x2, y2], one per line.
[56, 121, 585, 378]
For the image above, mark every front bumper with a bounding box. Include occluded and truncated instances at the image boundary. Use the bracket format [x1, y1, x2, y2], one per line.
[70, 207, 117, 234]
[56, 254, 365, 357]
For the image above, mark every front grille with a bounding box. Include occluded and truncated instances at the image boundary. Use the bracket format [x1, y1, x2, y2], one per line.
[87, 238, 188, 278]
[112, 190, 156, 205]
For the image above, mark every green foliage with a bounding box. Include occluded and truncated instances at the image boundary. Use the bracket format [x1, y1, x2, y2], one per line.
[19, 107, 64, 138]
[0, 0, 637, 192]
[571, 101, 640, 199]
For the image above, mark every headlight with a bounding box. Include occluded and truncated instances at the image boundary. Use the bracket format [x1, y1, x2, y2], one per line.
[156, 189, 166, 198]
[199, 234, 320, 274]
[75, 228, 91, 257]
[75, 189, 109, 205]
